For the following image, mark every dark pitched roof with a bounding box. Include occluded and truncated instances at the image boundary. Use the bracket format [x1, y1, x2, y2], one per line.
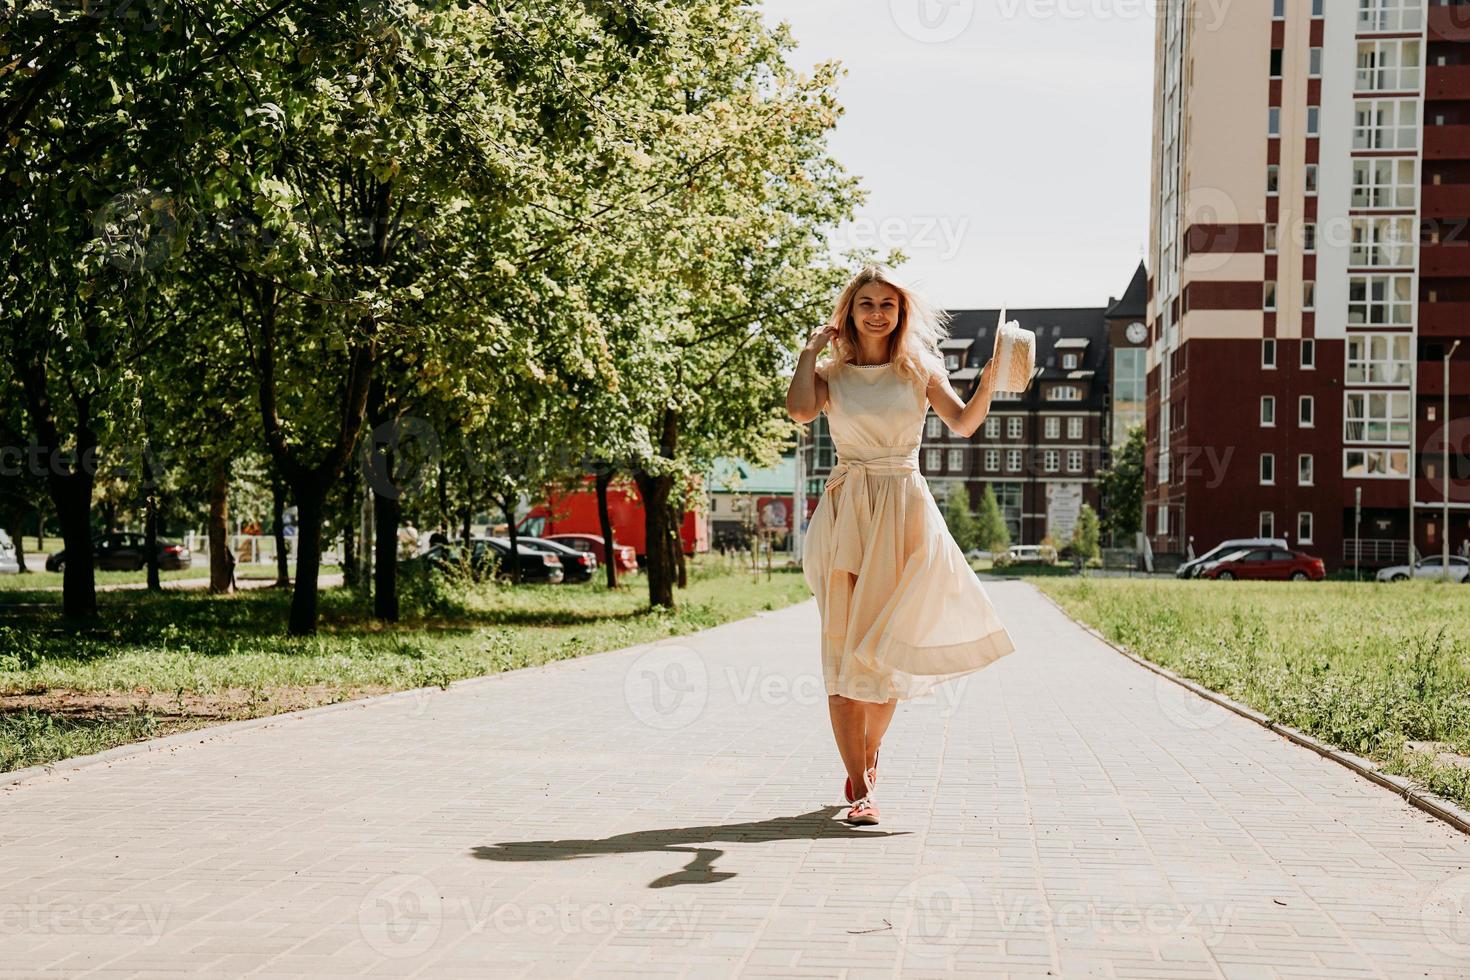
[1104, 261, 1148, 320]
[941, 306, 1110, 411]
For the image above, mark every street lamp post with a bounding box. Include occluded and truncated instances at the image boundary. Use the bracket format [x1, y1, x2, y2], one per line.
[1444, 339, 1461, 582]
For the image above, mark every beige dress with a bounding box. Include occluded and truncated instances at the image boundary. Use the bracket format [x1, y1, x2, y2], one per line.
[803, 359, 1016, 703]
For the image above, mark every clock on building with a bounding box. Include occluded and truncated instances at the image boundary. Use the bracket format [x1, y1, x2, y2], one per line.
[1125, 321, 1147, 345]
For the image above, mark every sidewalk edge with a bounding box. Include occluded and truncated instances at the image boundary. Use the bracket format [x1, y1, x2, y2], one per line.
[1030, 584, 1470, 838]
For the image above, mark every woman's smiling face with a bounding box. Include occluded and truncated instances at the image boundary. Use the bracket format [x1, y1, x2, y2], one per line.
[851, 282, 902, 341]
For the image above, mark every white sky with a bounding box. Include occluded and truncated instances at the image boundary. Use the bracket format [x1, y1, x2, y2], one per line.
[762, 0, 1156, 310]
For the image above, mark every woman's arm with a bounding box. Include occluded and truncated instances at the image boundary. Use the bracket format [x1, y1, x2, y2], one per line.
[926, 359, 998, 439]
[786, 325, 836, 423]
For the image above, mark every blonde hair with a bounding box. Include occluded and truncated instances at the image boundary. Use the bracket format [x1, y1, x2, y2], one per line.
[822, 264, 949, 386]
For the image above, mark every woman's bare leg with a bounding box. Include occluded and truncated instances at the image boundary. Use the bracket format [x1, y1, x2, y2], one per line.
[863, 699, 899, 770]
[827, 695, 871, 798]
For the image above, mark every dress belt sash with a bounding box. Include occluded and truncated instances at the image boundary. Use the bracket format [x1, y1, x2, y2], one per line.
[820, 450, 920, 644]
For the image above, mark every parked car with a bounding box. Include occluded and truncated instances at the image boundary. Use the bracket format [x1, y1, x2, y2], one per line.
[44, 532, 192, 572]
[480, 537, 564, 584]
[1375, 555, 1470, 583]
[1176, 538, 1289, 579]
[1000, 544, 1056, 565]
[1200, 547, 1324, 581]
[0, 529, 17, 574]
[544, 533, 638, 574]
[399, 542, 496, 580]
[499, 536, 598, 583]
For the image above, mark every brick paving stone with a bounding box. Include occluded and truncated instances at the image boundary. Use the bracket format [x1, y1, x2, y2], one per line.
[1, 582, 1469, 978]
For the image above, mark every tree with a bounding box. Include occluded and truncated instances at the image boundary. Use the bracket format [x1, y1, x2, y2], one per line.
[1072, 503, 1100, 565]
[975, 484, 1010, 555]
[942, 486, 980, 554]
[1099, 424, 1145, 545]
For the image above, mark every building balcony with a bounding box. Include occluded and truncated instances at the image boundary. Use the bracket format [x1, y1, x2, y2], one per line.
[1419, 242, 1470, 277]
[1426, 65, 1470, 101]
[1428, 4, 1470, 42]
[1421, 183, 1470, 219]
[1424, 125, 1470, 160]
[1419, 301, 1470, 336]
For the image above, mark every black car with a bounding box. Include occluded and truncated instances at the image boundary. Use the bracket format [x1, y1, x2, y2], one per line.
[491, 536, 597, 583]
[45, 532, 192, 572]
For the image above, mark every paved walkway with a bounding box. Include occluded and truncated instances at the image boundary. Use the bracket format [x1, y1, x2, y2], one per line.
[2, 581, 1468, 978]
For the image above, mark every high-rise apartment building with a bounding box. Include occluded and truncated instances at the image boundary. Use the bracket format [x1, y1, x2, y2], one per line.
[1146, 0, 1470, 569]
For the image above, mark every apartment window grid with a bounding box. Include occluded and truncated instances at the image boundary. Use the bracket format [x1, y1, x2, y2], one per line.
[1357, 0, 1424, 36]
[1345, 390, 1412, 443]
[1265, 223, 1278, 253]
[1349, 216, 1415, 268]
[1261, 396, 1277, 427]
[1044, 417, 1060, 440]
[1262, 338, 1278, 369]
[1351, 158, 1417, 210]
[1067, 450, 1084, 473]
[1345, 448, 1410, 479]
[1348, 274, 1414, 326]
[925, 415, 942, 439]
[1044, 450, 1060, 473]
[1264, 281, 1278, 311]
[1261, 453, 1276, 486]
[1302, 339, 1316, 369]
[1304, 281, 1316, 310]
[1299, 454, 1314, 486]
[1352, 99, 1419, 151]
[925, 448, 941, 471]
[984, 417, 1000, 439]
[1006, 449, 1023, 473]
[1298, 512, 1314, 545]
[1356, 39, 1422, 93]
[1267, 164, 1280, 196]
[1067, 417, 1083, 440]
[947, 448, 964, 472]
[1305, 164, 1318, 195]
[1347, 333, 1413, 384]
[1260, 511, 1276, 538]
[1007, 416, 1023, 439]
[984, 449, 999, 472]
[1300, 395, 1315, 427]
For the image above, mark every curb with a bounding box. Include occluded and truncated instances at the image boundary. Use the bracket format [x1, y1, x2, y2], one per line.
[1029, 584, 1470, 838]
[0, 602, 797, 792]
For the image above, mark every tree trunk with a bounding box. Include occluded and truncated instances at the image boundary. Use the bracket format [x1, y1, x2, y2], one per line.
[12, 517, 27, 574]
[373, 479, 400, 621]
[595, 466, 618, 589]
[461, 503, 472, 548]
[501, 498, 522, 584]
[35, 500, 44, 553]
[53, 472, 96, 619]
[288, 485, 327, 636]
[272, 476, 291, 588]
[340, 484, 356, 589]
[633, 470, 674, 608]
[671, 501, 687, 589]
[208, 461, 233, 595]
[143, 487, 161, 592]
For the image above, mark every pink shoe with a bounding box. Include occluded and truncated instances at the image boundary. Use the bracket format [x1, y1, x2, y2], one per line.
[843, 748, 880, 804]
[844, 794, 879, 825]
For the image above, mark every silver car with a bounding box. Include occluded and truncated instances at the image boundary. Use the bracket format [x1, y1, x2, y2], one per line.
[1375, 556, 1470, 583]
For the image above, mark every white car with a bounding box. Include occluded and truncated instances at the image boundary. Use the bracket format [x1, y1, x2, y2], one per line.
[1376, 556, 1470, 583]
[0, 529, 17, 574]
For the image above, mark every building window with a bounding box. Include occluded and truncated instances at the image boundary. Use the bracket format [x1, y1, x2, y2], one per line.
[1356, 39, 1422, 93]
[1268, 107, 1281, 136]
[1007, 416, 1023, 439]
[984, 417, 1000, 439]
[1305, 164, 1318, 195]
[1299, 454, 1314, 486]
[1267, 165, 1279, 196]
[1345, 448, 1410, 478]
[1261, 453, 1275, 485]
[1261, 396, 1276, 427]
[1358, 0, 1424, 34]
[985, 449, 999, 471]
[1299, 395, 1315, 427]
[1262, 338, 1277, 369]
[926, 415, 942, 439]
[1067, 416, 1083, 440]
[945, 353, 960, 371]
[1297, 512, 1314, 545]
[1273, 0, 1284, 18]
[1348, 275, 1414, 326]
[1270, 49, 1283, 79]
[1302, 339, 1316, 369]
[1067, 450, 1083, 473]
[1264, 281, 1277, 311]
[995, 482, 1023, 543]
[1353, 98, 1419, 151]
[1044, 417, 1060, 439]
[947, 448, 963, 472]
[1006, 449, 1023, 472]
[1311, 0, 1322, 15]
[1303, 280, 1315, 310]
[1351, 158, 1417, 209]
[1061, 352, 1079, 370]
[1350, 216, 1415, 267]
[1309, 48, 1322, 78]
[1049, 385, 1082, 401]
[1346, 391, 1412, 443]
[925, 449, 941, 470]
[1044, 450, 1060, 473]
[1303, 224, 1316, 253]
[1260, 511, 1275, 538]
[1307, 106, 1320, 136]
[992, 389, 1021, 401]
[1265, 223, 1278, 253]
[1347, 334, 1412, 384]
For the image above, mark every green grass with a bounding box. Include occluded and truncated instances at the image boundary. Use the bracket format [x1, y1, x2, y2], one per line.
[0, 553, 812, 774]
[0, 566, 255, 590]
[1035, 577, 1470, 809]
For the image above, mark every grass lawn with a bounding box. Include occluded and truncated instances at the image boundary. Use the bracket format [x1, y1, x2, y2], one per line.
[1034, 577, 1470, 809]
[0, 553, 812, 774]
[0, 566, 255, 590]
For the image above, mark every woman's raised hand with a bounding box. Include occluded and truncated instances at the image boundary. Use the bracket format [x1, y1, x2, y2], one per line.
[805, 320, 839, 355]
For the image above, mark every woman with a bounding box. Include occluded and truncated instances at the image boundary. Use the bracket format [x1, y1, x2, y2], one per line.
[786, 265, 1017, 826]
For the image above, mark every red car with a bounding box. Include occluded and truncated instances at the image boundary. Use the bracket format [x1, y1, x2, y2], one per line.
[544, 533, 638, 574]
[1201, 547, 1325, 581]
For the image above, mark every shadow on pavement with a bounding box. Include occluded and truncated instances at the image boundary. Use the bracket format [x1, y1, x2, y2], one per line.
[471, 806, 909, 888]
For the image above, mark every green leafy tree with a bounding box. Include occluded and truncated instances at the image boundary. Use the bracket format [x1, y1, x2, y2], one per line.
[1072, 503, 1101, 564]
[975, 484, 1010, 555]
[942, 487, 981, 554]
[1100, 424, 1145, 544]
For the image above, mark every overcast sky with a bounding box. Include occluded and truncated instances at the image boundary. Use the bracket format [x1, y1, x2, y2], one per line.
[762, 0, 1156, 311]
